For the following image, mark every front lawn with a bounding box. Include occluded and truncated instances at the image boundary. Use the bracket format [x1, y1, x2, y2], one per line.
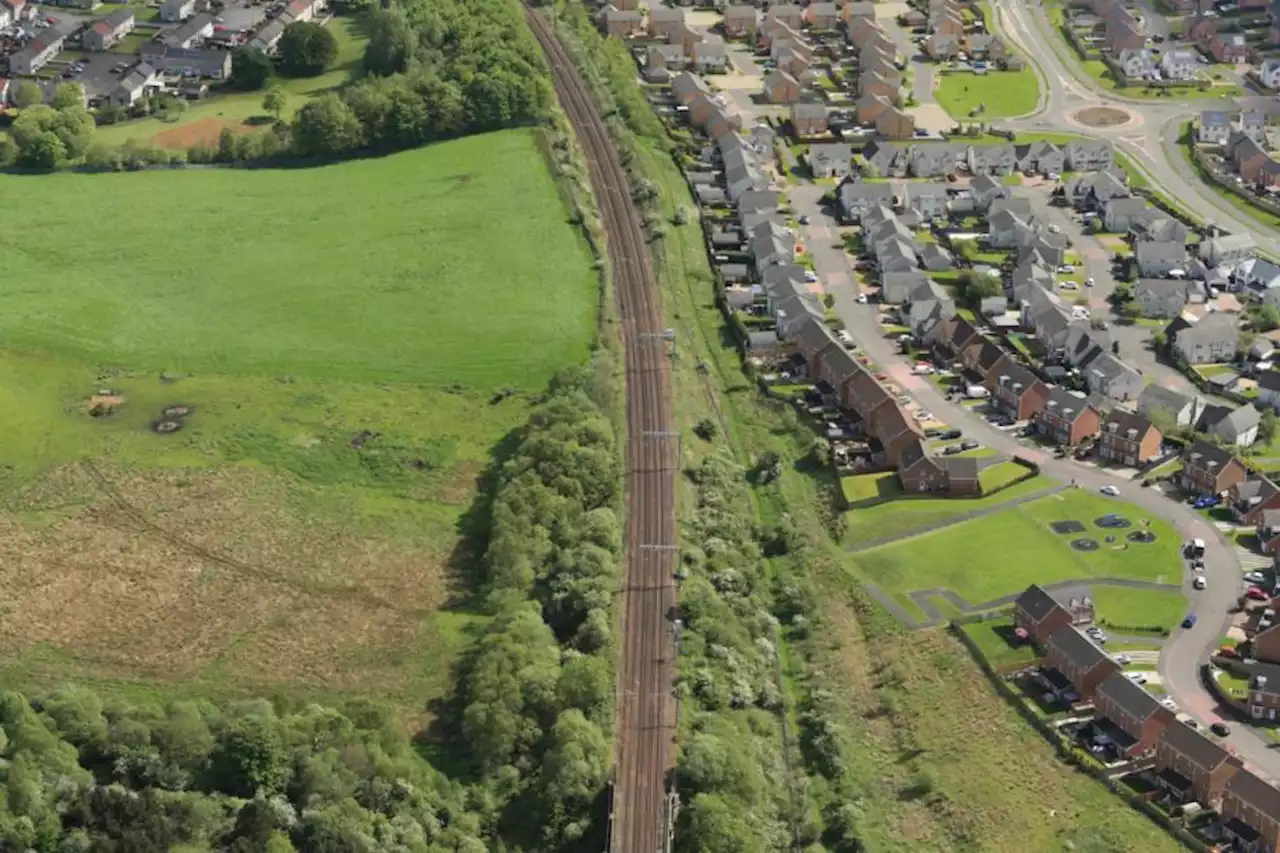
[852, 490, 1184, 617]
[1091, 586, 1186, 634]
[934, 71, 1039, 119]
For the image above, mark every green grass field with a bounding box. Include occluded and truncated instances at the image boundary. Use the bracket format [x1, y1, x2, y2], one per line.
[0, 130, 595, 387]
[935, 71, 1038, 119]
[853, 490, 1184, 617]
[844, 475, 1053, 545]
[1092, 586, 1187, 633]
[0, 128, 595, 713]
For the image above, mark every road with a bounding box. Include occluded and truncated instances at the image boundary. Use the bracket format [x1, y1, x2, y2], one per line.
[789, 183, 1280, 778]
[524, 8, 679, 852]
[988, 0, 1280, 258]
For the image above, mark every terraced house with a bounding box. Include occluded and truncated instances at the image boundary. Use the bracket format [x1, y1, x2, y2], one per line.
[1034, 387, 1101, 446]
[1097, 409, 1161, 466]
[1045, 626, 1120, 700]
[1178, 439, 1247, 496]
[1091, 671, 1175, 758]
[1220, 768, 1280, 853]
[1153, 722, 1241, 809]
[986, 358, 1050, 420]
[1013, 583, 1095, 646]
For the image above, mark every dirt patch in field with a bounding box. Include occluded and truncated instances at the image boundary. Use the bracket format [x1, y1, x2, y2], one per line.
[436, 459, 485, 505]
[152, 117, 249, 150]
[0, 464, 456, 699]
[1071, 106, 1132, 128]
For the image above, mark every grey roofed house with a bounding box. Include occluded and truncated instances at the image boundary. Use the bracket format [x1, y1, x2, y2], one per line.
[719, 263, 750, 282]
[792, 102, 826, 122]
[1201, 404, 1261, 445]
[1201, 109, 1231, 129]
[1135, 278, 1191, 317]
[1047, 624, 1111, 673]
[1065, 139, 1113, 170]
[762, 263, 807, 299]
[910, 277, 949, 302]
[868, 215, 913, 245]
[876, 237, 918, 273]
[969, 143, 1016, 173]
[809, 142, 852, 175]
[751, 220, 795, 269]
[649, 43, 686, 64]
[1135, 239, 1186, 272]
[1017, 140, 1065, 172]
[1206, 233, 1257, 264]
[1104, 196, 1149, 228]
[672, 71, 712, 104]
[909, 297, 956, 337]
[1171, 311, 1239, 363]
[919, 243, 953, 271]
[908, 145, 958, 178]
[1134, 216, 1189, 245]
[737, 189, 781, 215]
[1082, 350, 1142, 401]
[1064, 170, 1129, 208]
[1250, 337, 1275, 360]
[1137, 384, 1196, 426]
[838, 181, 896, 222]
[1097, 670, 1165, 724]
[861, 140, 908, 176]
[695, 185, 728, 205]
[650, 5, 683, 24]
[774, 292, 825, 340]
[880, 270, 930, 304]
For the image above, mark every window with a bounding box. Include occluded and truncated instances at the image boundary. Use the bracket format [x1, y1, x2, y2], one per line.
[1252, 705, 1264, 719]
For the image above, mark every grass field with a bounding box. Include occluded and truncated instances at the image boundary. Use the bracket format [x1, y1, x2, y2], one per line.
[935, 71, 1039, 119]
[959, 616, 1039, 667]
[853, 490, 1184, 617]
[97, 14, 367, 148]
[1092, 586, 1187, 633]
[844, 474, 1053, 545]
[978, 460, 1028, 492]
[0, 129, 595, 714]
[0, 131, 595, 387]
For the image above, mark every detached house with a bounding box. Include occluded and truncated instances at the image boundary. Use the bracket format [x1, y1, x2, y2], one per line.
[1178, 438, 1247, 496]
[1205, 232, 1257, 267]
[648, 6, 684, 39]
[1135, 241, 1186, 279]
[1154, 723, 1242, 809]
[599, 6, 643, 38]
[809, 143, 851, 179]
[1013, 583, 1095, 646]
[1169, 311, 1240, 365]
[1134, 278, 1191, 318]
[1045, 626, 1120, 700]
[1137, 384, 1203, 429]
[1066, 140, 1114, 172]
[1198, 110, 1232, 145]
[1035, 387, 1101, 446]
[1229, 473, 1280, 525]
[764, 69, 801, 103]
[1093, 671, 1175, 758]
[1097, 410, 1161, 467]
[723, 4, 757, 38]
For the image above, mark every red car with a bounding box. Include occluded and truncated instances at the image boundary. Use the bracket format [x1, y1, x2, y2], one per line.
[1246, 586, 1269, 601]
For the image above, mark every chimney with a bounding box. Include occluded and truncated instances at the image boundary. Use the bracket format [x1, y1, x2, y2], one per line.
[1127, 428, 1137, 439]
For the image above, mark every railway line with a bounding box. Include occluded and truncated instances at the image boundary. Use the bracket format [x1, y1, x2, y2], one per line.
[522, 7, 679, 853]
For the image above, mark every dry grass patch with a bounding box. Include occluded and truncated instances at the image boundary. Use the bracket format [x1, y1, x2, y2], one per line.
[0, 463, 466, 706]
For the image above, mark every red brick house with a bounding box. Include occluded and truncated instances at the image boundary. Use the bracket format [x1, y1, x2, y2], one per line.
[1210, 31, 1249, 63]
[1013, 583, 1095, 646]
[1245, 664, 1280, 721]
[723, 4, 757, 38]
[1154, 722, 1242, 808]
[791, 103, 829, 136]
[1097, 410, 1162, 467]
[1105, 7, 1145, 53]
[1258, 509, 1280, 556]
[1093, 671, 1175, 758]
[847, 18, 885, 49]
[856, 93, 891, 125]
[1188, 14, 1218, 46]
[899, 438, 947, 492]
[1044, 626, 1120, 700]
[875, 106, 915, 140]
[1231, 474, 1280, 525]
[867, 399, 924, 467]
[941, 456, 982, 496]
[1034, 387, 1101, 446]
[1178, 439, 1247, 497]
[1220, 768, 1280, 853]
[986, 357, 1050, 421]
[764, 69, 801, 104]
[845, 369, 894, 420]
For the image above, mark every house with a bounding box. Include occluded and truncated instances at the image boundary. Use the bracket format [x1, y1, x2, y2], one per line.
[1229, 132, 1271, 181]
[925, 32, 959, 60]
[672, 71, 711, 106]
[1200, 404, 1261, 447]
[967, 33, 1008, 60]
[1106, 7, 1145, 54]
[969, 173, 1010, 210]
[843, 1, 876, 25]
[1035, 386, 1101, 446]
[908, 144, 956, 178]
[1135, 241, 1187, 279]
[898, 439, 947, 493]
[9, 27, 68, 75]
[1134, 278, 1191, 318]
[1170, 311, 1240, 364]
[875, 106, 915, 140]
[1178, 438, 1247, 496]
[599, 6, 643, 37]
[1044, 626, 1121, 700]
[987, 358, 1051, 420]
[1098, 410, 1161, 466]
[1219, 768, 1280, 853]
[1137, 385, 1202, 429]
[988, 203, 1035, 250]
[723, 4, 757, 37]
[283, 0, 321, 23]
[1013, 583, 1096, 646]
[1017, 141, 1066, 176]
[1242, 109, 1268, 143]
[1102, 197, 1149, 233]
[838, 181, 896, 221]
[803, 1, 839, 28]
[1116, 48, 1153, 79]
[855, 92, 891, 126]
[902, 182, 948, 220]
[858, 69, 900, 103]
[159, 0, 195, 21]
[1258, 371, 1280, 415]
[768, 2, 804, 29]
[791, 102, 828, 136]
[1154, 723, 1242, 809]
[648, 5, 684, 39]
[138, 43, 232, 78]
[968, 143, 1017, 176]
[809, 143, 851, 179]
[108, 61, 157, 107]
[1210, 31, 1249, 64]
[763, 69, 800, 103]
[866, 400, 924, 466]
[1230, 474, 1280, 525]
[162, 11, 215, 48]
[692, 41, 729, 73]
[1160, 49, 1199, 81]
[1198, 110, 1232, 145]
[1260, 58, 1280, 90]
[881, 270, 931, 304]
[248, 18, 287, 53]
[1066, 140, 1114, 173]
[1093, 671, 1174, 758]
[918, 243, 953, 272]
[876, 237, 918, 273]
[1082, 351, 1143, 403]
[84, 9, 135, 51]
[1065, 170, 1129, 211]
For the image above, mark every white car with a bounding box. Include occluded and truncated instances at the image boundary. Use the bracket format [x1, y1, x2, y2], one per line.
[856, 293, 868, 304]
[1100, 485, 1120, 496]
[1048, 224, 1061, 233]
[914, 410, 933, 421]
[1246, 571, 1269, 584]
[1114, 654, 1131, 666]
[1085, 277, 1095, 287]
[1193, 576, 1207, 590]
[912, 363, 935, 375]
[804, 271, 819, 283]
[1047, 172, 1061, 181]
[1161, 697, 1178, 710]
[1059, 281, 1079, 290]
[1057, 264, 1075, 273]
[1127, 672, 1148, 685]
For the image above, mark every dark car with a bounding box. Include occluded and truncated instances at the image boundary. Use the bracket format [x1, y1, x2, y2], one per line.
[940, 429, 962, 440]
[1211, 722, 1231, 737]
[1182, 613, 1197, 629]
[942, 444, 964, 455]
[959, 439, 979, 450]
[924, 427, 943, 438]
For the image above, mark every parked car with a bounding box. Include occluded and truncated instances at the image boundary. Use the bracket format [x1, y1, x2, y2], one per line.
[1160, 696, 1177, 710]
[942, 444, 964, 455]
[959, 439, 979, 451]
[1246, 586, 1270, 601]
[1246, 571, 1268, 584]
[1193, 576, 1207, 590]
[798, 214, 810, 225]
[940, 429, 962, 440]
[1182, 613, 1197, 629]
[1211, 722, 1231, 737]
[914, 410, 933, 421]
[1100, 485, 1120, 496]
[1186, 538, 1206, 557]
[912, 363, 935, 375]
[1114, 654, 1131, 666]
[1192, 495, 1220, 509]
[1127, 672, 1148, 685]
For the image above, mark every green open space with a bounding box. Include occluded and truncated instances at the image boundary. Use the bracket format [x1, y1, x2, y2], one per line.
[841, 471, 901, 506]
[934, 71, 1039, 119]
[1092, 586, 1186, 633]
[959, 616, 1039, 667]
[978, 460, 1028, 492]
[97, 14, 367, 148]
[0, 128, 595, 711]
[852, 489, 1184, 619]
[843, 474, 1054, 546]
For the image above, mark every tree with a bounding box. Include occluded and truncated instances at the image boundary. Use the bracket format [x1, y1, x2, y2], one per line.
[50, 82, 84, 111]
[12, 79, 42, 109]
[262, 86, 287, 122]
[11, 103, 94, 164]
[538, 710, 609, 844]
[953, 238, 979, 262]
[965, 273, 1002, 302]
[209, 712, 289, 797]
[1248, 303, 1280, 333]
[17, 130, 66, 169]
[1262, 409, 1278, 447]
[278, 21, 338, 77]
[291, 94, 362, 157]
[230, 47, 273, 91]
[363, 7, 416, 75]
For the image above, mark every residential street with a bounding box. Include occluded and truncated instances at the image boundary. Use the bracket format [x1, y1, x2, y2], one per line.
[789, 185, 1280, 780]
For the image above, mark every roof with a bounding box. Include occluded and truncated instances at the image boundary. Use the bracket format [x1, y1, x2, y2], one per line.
[1135, 241, 1185, 264]
[1042, 386, 1094, 422]
[990, 359, 1043, 394]
[725, 3, 756, 17]
[792, 102, 826, 119]
[1211, 233, 1256, 254]
[898, 437, 937, 474]
[1174, 310, 1238, 345]
[1202, 109, 1232, 127]
[1225, 769, 1280, 819]
[1184, 437, 1240, 472]
[1047, 625, 1111, 671]
[1160, 721, 1233, 770]
[1102, 408, 1156, 439]
[94, 8, 134, 32]
[1097, 671, 1164, 723]
[1136, 384, 1192, 421]
[1015, 584, 1069, 623]
[116, 61, 156, 91]
[167, 11, 213, 43]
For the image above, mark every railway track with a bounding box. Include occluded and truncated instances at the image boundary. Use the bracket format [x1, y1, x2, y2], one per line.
[522, 8, 678, 853]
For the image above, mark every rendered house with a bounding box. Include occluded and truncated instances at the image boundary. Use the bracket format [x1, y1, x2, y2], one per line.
[1092, 671, 1175, 758]
[1258, 371, 1280, 413]
[986, 358, 1051, 421]
[1198, 110, 1232, 144]
[838, 181, 896, 221]
[1199, 404, 1261, 448]
[809, 143, 852, 179]
[1179, 439, 1246, 496]
[1035, 386, 1101, 446]
[1154, 723, 1242, 809]
[1161, 49, 1199, 81]
[968, 144, 1017, 176]
[1116, 48, 1153, 79]
[1169, 311, 1240, 365]
[1137, 385, 1203, 428]
[902, 182, 948, 219]
[1102, 196, 1149, 233]
[1206, 233, 1257, 266]
[9, 26, 68, 75]
[84, 9, 135, 51]
[1098, 410, 1161, 466]
[692, 41, 729, 73]
[160, 0, 196, 21]
[1219, 768, 1280, 853]
[109, 61, 157, 107]
[1013, 583, 1095, 646]
[969, 174, 1010, 209]
[1242, 109, 1268, 143]
[1066, 140, 1114, 172]
[1044, 626, 1120, 700]
[1260, 58, 1280, 90]
[1135, 241, 1187, 279]
[1134, 278, 1191, 318]
[1016, 141, 1066, 176]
